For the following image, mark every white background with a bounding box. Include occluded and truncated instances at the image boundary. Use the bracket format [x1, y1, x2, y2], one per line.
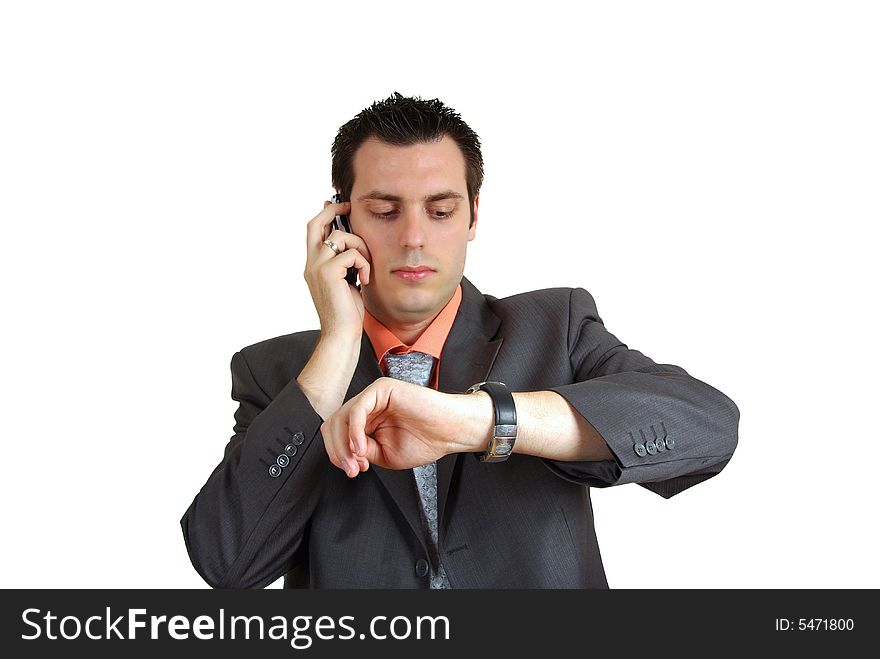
[1, 1, 877, 589]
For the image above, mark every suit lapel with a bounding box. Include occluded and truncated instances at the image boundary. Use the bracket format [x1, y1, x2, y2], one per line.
[345, 332, 383, 402]
[435, 277, 503, 529]
[346, 277, 503, 552]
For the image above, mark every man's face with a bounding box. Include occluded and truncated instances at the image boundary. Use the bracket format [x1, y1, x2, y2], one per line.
[348, 135, 478, 327]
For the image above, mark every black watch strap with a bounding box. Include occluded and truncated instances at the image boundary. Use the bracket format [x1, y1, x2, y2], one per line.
[466, 381, 517, 462]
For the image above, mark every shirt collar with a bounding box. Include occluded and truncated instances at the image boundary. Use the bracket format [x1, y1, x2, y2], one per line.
[362, 283, 463, 362]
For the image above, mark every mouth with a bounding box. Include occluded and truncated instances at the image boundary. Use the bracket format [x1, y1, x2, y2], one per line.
[392, 266, 435, 282]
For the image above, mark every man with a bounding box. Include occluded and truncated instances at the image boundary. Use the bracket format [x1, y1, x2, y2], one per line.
[181, 92, 739, 589]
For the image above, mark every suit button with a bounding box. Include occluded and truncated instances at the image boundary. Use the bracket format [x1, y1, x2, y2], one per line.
[276, 454, 290, 468]
[664, 436, 675, 449]
[645, 440, 657, 455]
[292, 432, 305, 446]
[268, 464, 282, 478]
[655, 437, 666, 451]
[634, 443, 647, 457]
[284, 443, 298, 456]
[415, 559, 429, 577]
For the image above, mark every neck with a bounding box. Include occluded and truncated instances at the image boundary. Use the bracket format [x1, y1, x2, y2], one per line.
[362, 282, 460, 346]
[368, 309, 435, 346]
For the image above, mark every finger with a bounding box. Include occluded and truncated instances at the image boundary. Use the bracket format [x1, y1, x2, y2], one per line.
[306, 201, 351, 250]
[317, 229, 373, 269]
[361, 436, 388, 469]
[350, 385, 384, 456]
[326, 229, 373, 264]
[313, 232, 372, 285]
[321, 248, 371, 286]
[336, 421, 361, 478]
[349, 399, 370, 456]
[323, 419, 356, 476]
[337, 445, 358, 478]
[348, 437, 372, 472]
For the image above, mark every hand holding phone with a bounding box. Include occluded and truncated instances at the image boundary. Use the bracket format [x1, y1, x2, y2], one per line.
[330, 193, 360, 289]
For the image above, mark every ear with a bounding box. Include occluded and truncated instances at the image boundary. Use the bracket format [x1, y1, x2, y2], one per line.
[467, 195, 479, 241]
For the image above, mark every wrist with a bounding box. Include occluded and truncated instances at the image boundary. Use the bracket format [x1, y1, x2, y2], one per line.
[451, 390, 494, 453]
[318, 330, 363, 353]
[297, 335, 362, 419]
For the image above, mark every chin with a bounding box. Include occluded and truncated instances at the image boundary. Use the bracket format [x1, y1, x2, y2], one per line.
[369, 274, 455, 317]
[392, 289, 437, 314]
[371, 284, 432, 315]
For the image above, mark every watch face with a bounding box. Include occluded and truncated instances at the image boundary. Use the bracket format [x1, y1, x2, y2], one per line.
[482, 437, 514, 462]
[494, 442, 512, 455]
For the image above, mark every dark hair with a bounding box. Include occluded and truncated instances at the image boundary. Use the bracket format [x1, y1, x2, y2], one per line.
[331, 92, 483, 227]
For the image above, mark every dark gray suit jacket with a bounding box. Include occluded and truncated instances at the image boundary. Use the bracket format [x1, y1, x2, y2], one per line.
[181, 277, 739, 588]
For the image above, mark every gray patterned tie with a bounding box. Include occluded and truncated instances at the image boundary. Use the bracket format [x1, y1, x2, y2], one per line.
[383, 351, 451, 589]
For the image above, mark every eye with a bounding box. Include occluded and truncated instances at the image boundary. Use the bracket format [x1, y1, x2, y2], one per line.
[432, 209, 455, 219]
[371, 211, 398, 220]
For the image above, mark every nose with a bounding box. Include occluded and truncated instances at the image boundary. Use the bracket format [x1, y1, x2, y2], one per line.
[397, 205, 426, 249]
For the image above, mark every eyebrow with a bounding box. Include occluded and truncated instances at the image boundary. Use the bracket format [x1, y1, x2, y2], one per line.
[357, 189, 465, 203]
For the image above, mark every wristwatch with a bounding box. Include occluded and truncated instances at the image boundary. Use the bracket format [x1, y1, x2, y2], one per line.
[466, 381, 517, 462]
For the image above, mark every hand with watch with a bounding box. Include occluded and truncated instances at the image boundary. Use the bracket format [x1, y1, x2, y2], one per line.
[465, 381, 518, 462]
[321, 376, 519, 476]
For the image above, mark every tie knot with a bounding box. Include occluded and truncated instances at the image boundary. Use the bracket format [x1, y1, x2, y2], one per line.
[384, 351, 436, 387]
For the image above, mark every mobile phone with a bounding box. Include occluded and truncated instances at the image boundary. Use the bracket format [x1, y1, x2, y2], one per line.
[330, 193, 359, 288]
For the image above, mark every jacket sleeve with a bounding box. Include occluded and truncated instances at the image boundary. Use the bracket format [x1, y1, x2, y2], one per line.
[180, 349, 326, 588]
[545, 287, 739, 498]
